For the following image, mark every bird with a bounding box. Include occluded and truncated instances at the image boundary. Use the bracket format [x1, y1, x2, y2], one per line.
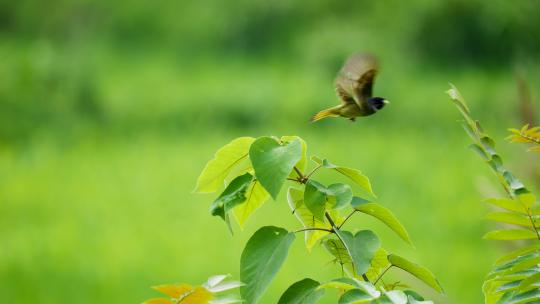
[311, 53, 389, 122]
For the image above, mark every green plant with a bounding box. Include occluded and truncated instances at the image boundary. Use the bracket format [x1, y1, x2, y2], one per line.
[507, 124, 540, 152]
[145, 135, 444, 303]
[448, 85, 540, 303]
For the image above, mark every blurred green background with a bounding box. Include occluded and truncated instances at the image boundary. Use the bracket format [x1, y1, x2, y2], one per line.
[1, 0, 540, 303]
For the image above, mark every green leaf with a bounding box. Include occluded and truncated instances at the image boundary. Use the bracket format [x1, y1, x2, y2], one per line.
[318, 278, 358, 291]
[484, 198, 527, 214]
[335, 230, 381, 276]
[288, 188, 331, 250]
[507, 289, 540, 304]
[517, 192, 537, 208]
[323, 238, 354, 276]
[496, 244, 540, 266]
[338, 289, 374, 304]
[352, 200, 413, 246]
[277, 278, 324, 304]
[304, 180, 328, 220]
[518, 272, 540, 291]
[483, 229, 538, 241]
[384, 290, 407, 304]
[469, 143, 489, 160]
[485, 212, 533, 227]
[503, 171, 525, 191]
[281, 136, 308, 176]
[366, 248, 390, 282]
[195, 137, 255, 193]
[233, 180, 270, 229]
[311, 156, 375, 197]
[210, 173, 253, 225]
[387, 254, 443, 294]
[240, 226, 296, 304]
[249, 137, 302, 199]
[327, 183, 354, 209]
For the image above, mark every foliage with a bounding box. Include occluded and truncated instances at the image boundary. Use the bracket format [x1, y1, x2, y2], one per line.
[448, 84, 540, 304]
[507, 124, 540, 152]
[143, 274, 243, 304]
[155, 135, 444, 303]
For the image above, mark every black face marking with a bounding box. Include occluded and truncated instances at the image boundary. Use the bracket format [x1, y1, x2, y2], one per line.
[368, 97, 387, 110]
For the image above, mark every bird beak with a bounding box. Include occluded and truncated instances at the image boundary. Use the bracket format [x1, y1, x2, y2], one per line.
[383, 99, 390, 104]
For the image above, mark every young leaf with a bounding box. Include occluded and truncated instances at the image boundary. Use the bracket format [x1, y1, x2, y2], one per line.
[387, 254, 443, 293]
[311, 156, 375, 197]
[485, 212, 533, 227]
[240, 226, 296, 304]
[352, 199, 413, 246]
[326, 183, 353, 209]
[281, 136, 308, 175]
[338, 289, 374, 303]
[304, 180, 328, 220]
[194, 137, 255, 193]
[318, 278, 358, 291]
[288, 187, 331, 249]
[150, 285, 213, 304]
[483, 229, 538, 241]
[323, 238, 354, 276]
[249, 137, 302, 199]
[518, 272, 540, 291]
[277, 278, 324, 304]
[335, 229, 381, 276]
[496, 244, 540, 265]
[366, 248, 390, 282]
[153, 283, 194, 298]
[518, 192, 537, 208]
[233, 180, 270, 229]
[144, 299, 174, 304]
[506, 289, 540, 304]
[484, 198, 527, 214]
[210, 173, 253, 221]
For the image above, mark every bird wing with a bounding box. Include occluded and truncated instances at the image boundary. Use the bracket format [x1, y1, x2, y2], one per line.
[335, 53, 378, 108]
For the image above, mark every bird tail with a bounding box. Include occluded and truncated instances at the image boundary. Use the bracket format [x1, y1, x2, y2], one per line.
[311, 106, 340, 122]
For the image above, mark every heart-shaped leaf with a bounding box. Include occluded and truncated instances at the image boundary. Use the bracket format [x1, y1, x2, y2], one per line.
[327, 183, 353, 209]
[250, 137, 302, 199]
[233, 180, 270, 229]
[335, 230, 380, 276]
[194, 137, 255, 193]
[304, 180, 328, 220]
[288, 187, 331, 249]
[277, 278, 324, 304]
[240, 226, 295, 304]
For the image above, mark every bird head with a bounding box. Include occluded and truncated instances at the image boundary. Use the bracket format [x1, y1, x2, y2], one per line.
[368, 97, 389, 111]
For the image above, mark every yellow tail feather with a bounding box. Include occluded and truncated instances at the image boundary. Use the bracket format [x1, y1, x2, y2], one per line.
[311, 107, 339, 122]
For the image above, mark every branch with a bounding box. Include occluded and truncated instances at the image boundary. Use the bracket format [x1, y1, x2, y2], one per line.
[374, 265, 392, 285]
[294, 227, 333, 234]
[338, 210, 357, 229]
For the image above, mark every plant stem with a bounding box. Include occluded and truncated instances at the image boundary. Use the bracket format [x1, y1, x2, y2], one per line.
[324, 211, 371, 283]
[293, 166, 304, 179]
[305, 164, 323, 179]
[338, 210, 357, 229]
[294, 227, 333, 234]
[374, 265, 392, 285]
[325, 212, 337, 229]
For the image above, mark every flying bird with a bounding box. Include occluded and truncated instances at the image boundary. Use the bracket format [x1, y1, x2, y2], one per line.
[311, 53, 389, 122]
